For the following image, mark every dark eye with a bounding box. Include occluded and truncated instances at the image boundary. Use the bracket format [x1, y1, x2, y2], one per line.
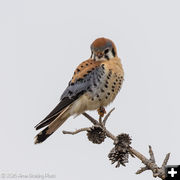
[104, 49, 109, 54]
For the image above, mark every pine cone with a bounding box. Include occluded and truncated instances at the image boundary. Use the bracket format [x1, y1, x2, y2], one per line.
[115, 133, 132, 150]
[87, 125, 106, 144]
[108, 133, 132, 167]
[108, 147, 129, 167]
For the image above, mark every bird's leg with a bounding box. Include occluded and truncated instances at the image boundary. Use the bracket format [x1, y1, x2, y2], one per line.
[97, 107, 106, 125]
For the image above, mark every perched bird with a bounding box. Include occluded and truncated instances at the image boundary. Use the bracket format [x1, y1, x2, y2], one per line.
[34, 37, 124, 144]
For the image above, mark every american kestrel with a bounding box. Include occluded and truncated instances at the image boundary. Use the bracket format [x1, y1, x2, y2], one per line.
[34, 37, 124, 144]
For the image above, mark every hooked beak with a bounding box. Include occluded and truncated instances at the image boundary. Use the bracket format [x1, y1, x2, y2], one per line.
[96, 52, 103, 58]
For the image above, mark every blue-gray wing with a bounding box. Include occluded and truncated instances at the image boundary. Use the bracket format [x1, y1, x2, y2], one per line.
[61, 65, 105, 100]
[35, 65, 105, 130]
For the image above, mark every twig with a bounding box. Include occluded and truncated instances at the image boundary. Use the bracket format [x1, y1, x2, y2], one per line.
[136, 166, 149, 174]
[62, 127, 90, 135]
[103, 107, 115, 126]
[149, 145, 156, 162]
[82, 112, 98, 125]
[63, 108, 170, 179]
[99, 115, 103, 125]
[162, 153, 170, 168]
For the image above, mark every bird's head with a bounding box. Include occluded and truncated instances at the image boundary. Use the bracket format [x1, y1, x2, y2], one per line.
[90, 37, 117, 61]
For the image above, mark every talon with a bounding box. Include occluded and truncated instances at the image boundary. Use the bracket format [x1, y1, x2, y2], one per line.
[97, 107, 106, 117]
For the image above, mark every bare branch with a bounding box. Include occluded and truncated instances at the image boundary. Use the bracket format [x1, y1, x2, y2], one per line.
[63, 109, 170, 180]
[129, 146, 168, 179]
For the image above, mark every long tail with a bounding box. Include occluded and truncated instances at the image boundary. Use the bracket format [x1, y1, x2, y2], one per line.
[34, 105, 71, 144]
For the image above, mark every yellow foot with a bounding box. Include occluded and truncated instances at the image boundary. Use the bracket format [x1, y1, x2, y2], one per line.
[97, 107, 106, 117]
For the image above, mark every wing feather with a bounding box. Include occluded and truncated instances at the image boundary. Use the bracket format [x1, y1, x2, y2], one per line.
[34, 97, 75, 130]
[35, 59, 105, 130]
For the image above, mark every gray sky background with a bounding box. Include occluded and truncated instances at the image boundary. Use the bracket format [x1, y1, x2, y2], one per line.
[0, 0, 180, 179]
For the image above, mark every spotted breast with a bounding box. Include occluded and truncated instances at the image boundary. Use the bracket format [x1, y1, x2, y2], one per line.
[61, 57, 124, 114]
